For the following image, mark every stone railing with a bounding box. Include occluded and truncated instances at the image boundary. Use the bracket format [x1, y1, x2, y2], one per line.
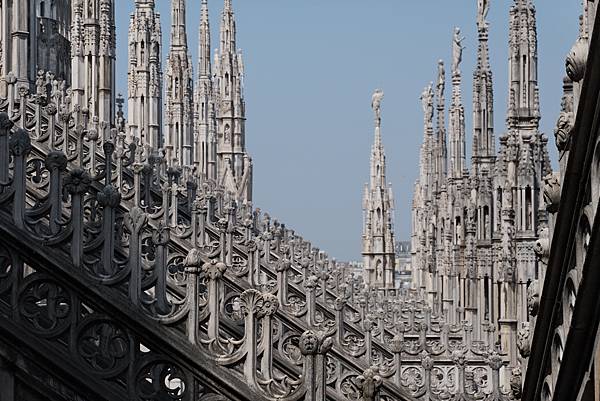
[0, 73, 516, 400]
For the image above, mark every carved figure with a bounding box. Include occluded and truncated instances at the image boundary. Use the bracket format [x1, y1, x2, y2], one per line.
[511, 366, 523, 400]
[421, 84, 434, 124]
[517, 323, 531, 358]
[527, 280, 540, 317]
[371, 89, 384, 126]
[555, 92, 574, 152]
[437, 60, 445, 99]
[543, 173, 561, 213]
[477, 0, 490, 28]
[452, 27, 466, 75]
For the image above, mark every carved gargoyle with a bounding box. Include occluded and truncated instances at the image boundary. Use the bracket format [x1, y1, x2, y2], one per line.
[543, 173, 561, 213]
[517, 322, 531, 358]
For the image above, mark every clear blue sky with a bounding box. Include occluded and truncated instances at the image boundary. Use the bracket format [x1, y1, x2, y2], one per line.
[115, 0, 580, 262]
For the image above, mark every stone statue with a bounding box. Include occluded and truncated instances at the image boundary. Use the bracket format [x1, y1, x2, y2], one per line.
[477, 0, 490, 29]
[436, 60, 445, 100]
[510, 366, 523, 400]
[437, 60, 445, 89]
[452, 27, 465, 76]
[420, 84, 434, 124]
[517, 322, 531, 358]
[371, 89, 384, 127]
[87, 0, 94, 18]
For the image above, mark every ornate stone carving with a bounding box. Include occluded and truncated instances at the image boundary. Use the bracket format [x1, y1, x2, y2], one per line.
[534, 226, 550, 263]
[451, 349, 467, 366]
[299, 330, 333, 355]
[487, 350, 504, 371]
[566, 38, 588, 82]
[9, 129, 32, 156]
[517, 322, 531, 358]
[97, 185, 121, 208]
[150, 223, 170, 250]
[64, 168, 91, 195]
[511, 366, 523, 400]
[421, 351, 434, 370]
[527, 281, 540, 317]
[554, 96, 574, 152]
[543, 173, 561, 213]
[45, 151, 68, 172]
[390, 334, 403, 354]
[203, 259, 227, 280]
[355, 366, 383, 401]
[257, 293, 279, 317]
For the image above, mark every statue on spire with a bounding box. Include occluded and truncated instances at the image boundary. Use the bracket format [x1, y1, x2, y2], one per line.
[421, 84, 434, 124]
[452, 27, 465, 77]
[436, 60, 445, 100]
[372, 89, 384, 127]
[477, 0, 490, 30]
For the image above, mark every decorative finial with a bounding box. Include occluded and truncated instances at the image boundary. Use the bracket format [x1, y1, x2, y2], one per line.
[371, 89, 384, 127]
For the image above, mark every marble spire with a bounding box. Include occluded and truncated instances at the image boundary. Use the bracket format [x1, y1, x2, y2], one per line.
[472, 0, 495, 172]
[507, 0, 540, 130]
[165, 0, 194, 166]
[449, 28, 467, 179]
[220, 0, 236, 54]
[127, 0, 163, 149]
[71, 0, 116, 127]
[195, 0, 217, 180]
[199, 0, 211, 78]
[362, 90, 396, 289]
[435, 60, 448, 190]
[171, 0, 188, 48]
[214, 0, 252, 202]
[422, 83, 435, 202]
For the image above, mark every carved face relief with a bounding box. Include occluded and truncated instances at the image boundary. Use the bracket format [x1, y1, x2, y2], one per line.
[527, 281, 540, 317]
[299, 330, 318, 355]
[554, 110, 574, 152]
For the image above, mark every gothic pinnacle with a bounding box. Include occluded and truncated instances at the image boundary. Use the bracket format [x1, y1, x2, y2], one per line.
[199, 0, 211, 78]
[363, 91, 396, 289]
[171, 0, 188, 48]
